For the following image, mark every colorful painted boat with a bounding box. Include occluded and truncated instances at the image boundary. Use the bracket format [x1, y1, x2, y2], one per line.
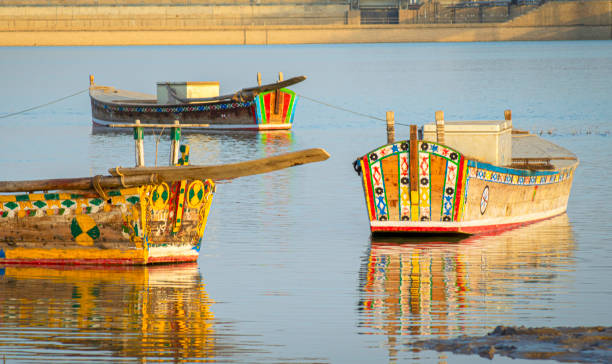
[0, 132, 329, 265]
[353, 110, 578, 234]
[89, 73, 304, 131]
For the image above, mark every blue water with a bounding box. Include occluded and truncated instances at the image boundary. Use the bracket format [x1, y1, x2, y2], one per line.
[0, 41, 611, 363]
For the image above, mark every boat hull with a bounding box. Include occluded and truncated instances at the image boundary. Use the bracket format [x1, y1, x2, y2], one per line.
[90, 87, 298, 131]
[355, 139, 577, 235]
[0, 180, 214, 265]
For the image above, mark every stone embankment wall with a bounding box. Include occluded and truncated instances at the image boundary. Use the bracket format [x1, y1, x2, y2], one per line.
[0, 0, 610, 45]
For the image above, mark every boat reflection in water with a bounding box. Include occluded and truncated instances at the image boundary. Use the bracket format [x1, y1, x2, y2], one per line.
[0, 263, 216, 362]
[358, 214, 576, 357]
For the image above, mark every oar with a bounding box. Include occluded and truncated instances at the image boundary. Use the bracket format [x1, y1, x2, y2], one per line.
[109, 148, 330, 182]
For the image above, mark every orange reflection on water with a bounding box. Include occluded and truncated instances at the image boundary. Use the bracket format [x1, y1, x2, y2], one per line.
[359, 214, 576, 356]
[0, 263, 215, 361]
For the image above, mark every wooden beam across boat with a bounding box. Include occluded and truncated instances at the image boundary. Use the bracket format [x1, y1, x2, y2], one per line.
[184, 75, 307, 103]
[0, 174, 161, 193]
[109, 148, 330, 181]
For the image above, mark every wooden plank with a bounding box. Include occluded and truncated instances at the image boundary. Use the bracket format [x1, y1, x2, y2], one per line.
[110, 148, 330, 181]
[0, 174, 161, 193]
[429, 155, 446, 222]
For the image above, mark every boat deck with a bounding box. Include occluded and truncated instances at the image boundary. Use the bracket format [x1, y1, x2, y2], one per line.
[511, 133, 578, 170]
[90, 85, 157, 105]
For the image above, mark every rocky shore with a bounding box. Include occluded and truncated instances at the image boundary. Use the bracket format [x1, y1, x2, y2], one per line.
[413, 325, 612, 363]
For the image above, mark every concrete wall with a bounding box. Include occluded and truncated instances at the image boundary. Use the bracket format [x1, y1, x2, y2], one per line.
[509, 0, 612, 26]
[0, 0, 348, 5]
[0, 4, 350, 27]
[0, 0, 610, 45]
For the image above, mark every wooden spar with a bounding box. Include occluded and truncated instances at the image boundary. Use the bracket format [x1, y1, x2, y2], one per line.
[109, 148, 331, 182]
[386, 111, 395, 144]
[274, 72, 284, 114]
[257, 72, 262, 86]
[170, 120, 180, 165]
[178, 75, 306, 104]
[134, 119, 145, 167]
[0, 174, 161, 193]
[409, 124, 419, 221]
[435, 110, 445, 144]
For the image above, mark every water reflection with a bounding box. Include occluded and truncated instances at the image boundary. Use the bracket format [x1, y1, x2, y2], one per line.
[0, 264, 217, 362]
[88, 129, 294, 172]
[358, 214, 576, 357]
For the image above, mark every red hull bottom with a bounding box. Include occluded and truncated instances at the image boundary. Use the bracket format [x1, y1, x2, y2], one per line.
[0, 255, 198, 266]
[370, 212, 564, 236]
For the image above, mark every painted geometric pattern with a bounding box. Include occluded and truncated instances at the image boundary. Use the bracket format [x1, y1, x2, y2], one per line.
[360, 141, 466, 223]
[419, 141, 461, 163]
[254, 88, 297, 125]
[441, 160, 458, 221]
[94, 99, 253, 113]
[468, 162, 575, 186]
[364, 141, 411, 221]
[369, 160, 388, 221]
[0, 188, 140, 219]
[399, 153, 411, 220]
[418, 151, 431, 221]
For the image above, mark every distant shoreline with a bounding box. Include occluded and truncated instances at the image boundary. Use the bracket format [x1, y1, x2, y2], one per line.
[0, 24, 609, 47]
[0, 1, 609, 46]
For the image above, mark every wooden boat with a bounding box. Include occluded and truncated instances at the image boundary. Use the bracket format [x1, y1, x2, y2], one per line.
[89, 72, 304, 131]
[353, 110, 578, 234]
[0, 122, 329, 265]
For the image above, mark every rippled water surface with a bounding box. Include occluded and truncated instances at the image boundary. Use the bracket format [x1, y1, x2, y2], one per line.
[1, 41, 611, 362]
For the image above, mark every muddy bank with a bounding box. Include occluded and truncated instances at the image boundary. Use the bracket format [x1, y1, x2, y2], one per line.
[413, 326, 612, 363]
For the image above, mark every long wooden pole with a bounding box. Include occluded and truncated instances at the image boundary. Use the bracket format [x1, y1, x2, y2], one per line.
[170, 119, 181, 165]
[109, 148, 330, 182]
[0, 148, 330, 193]
[0, 174, 161, 194]
[386, 111, 395, 144]
[134, 119, 145, 167]
[435, 110, 445, 144]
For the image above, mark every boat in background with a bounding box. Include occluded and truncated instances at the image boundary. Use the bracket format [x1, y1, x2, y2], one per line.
[0, 121, 329, 265]
[89, 72, 304, 131]
[353, 110, 578, 235]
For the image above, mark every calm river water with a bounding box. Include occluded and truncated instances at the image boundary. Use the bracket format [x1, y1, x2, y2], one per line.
[0, 41, 611, 363]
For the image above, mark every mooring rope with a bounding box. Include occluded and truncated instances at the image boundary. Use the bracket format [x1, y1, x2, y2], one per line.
[297, 93, 413, 127]
[298, 93, 609, 136]
[0, 88, 88, 119]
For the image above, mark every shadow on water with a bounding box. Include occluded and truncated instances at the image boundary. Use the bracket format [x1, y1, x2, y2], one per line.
[0, 263, 261, 363]
[357, 214, 576, 360]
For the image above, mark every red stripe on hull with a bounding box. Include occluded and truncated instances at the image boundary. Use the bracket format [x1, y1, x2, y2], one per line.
[0, 258, 145, 266]
[147, 255, 198, 264]
[362, 156, 376, 221]
[1, 255, 198, 266]
[282, 93, 291, 121]
[370, 212, 564, 235]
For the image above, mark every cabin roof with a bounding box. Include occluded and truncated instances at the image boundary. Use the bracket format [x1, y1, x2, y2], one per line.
[512, 134, 578, 169]
[90, 85, 156, 105]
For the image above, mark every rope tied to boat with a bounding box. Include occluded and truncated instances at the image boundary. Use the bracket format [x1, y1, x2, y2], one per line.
[297, 93, 413, 127]
[0, 89, 88, 119]
[114, 167, 127, 188]
[92, 175, 109, 200]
